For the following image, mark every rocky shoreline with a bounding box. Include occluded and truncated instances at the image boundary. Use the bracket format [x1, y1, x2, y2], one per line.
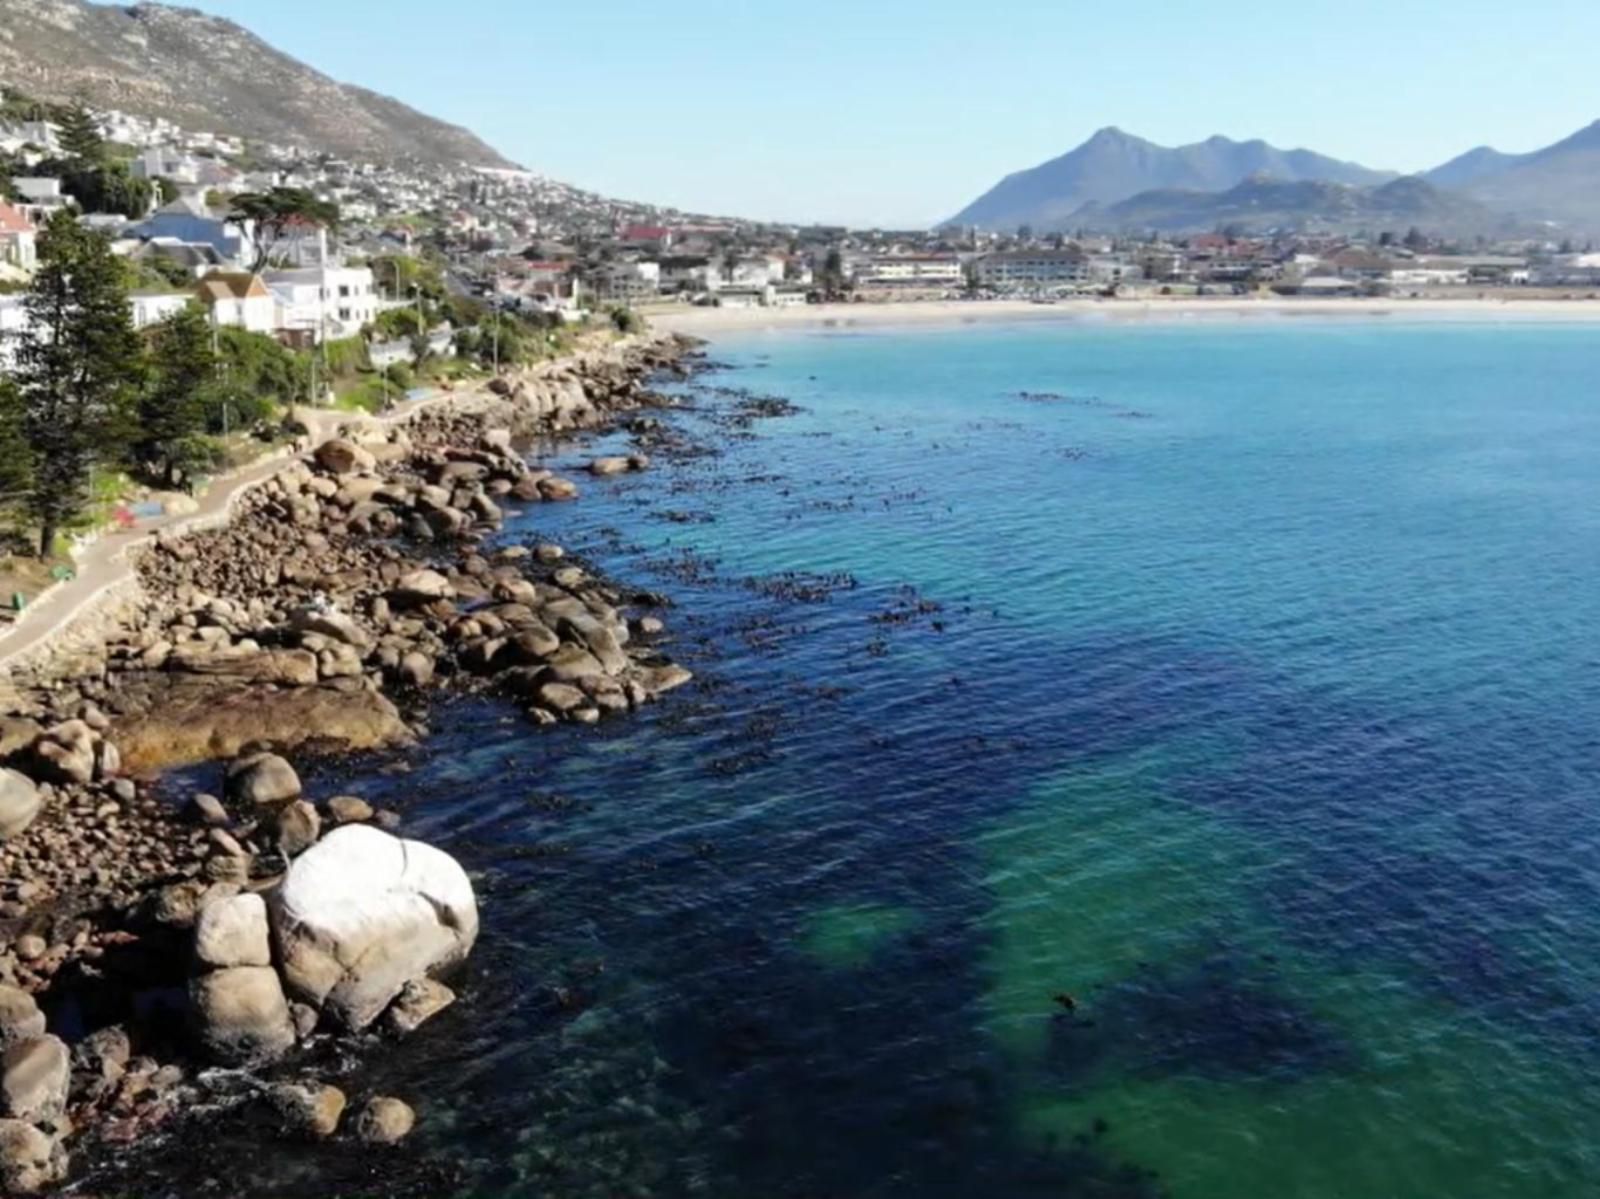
[0, 331, 702, 1191]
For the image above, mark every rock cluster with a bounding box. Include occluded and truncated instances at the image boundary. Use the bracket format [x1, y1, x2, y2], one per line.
[0, 334, 702, 1189]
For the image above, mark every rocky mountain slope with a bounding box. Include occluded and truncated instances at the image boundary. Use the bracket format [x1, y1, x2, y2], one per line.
[0, 0, 514, 166]
[1086, 174, 1512, 237]
[946, 127, 1395, 231]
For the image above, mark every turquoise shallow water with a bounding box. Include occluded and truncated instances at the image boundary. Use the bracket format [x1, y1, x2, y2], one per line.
[134, 319, 1600, 1197]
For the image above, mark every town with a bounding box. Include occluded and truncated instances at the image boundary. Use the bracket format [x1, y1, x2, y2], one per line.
[5, 91, 1600, 372]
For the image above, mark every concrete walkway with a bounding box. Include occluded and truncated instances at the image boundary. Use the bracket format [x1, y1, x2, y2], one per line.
[0, 381, 481, 673]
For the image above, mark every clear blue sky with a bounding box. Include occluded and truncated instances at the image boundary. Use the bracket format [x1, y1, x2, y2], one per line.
[180, 0, 1599, 228]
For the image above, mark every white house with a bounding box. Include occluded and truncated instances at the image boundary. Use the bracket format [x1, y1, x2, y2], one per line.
[9, 177, 72, 226]
[129, 293, 193, 330]
[591, 260, 661, 302]
[265, 264, 378, 341]
[197, 272, 278, 334]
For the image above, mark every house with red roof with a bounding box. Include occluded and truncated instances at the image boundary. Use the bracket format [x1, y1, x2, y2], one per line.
[0, 201, 37, 274]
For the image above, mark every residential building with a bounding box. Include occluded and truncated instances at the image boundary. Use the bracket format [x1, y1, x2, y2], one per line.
[129, 293, 193, 330]
[131, 193, 255, 265]
[196, 272, 278, 334]
[0, 202, 37, 272]
[9, 178, 71, 226]
[266, 265, 379, 341]
[124, 237, 228, 279]
[591, 260, 661, 302]
[975, 249, 1090, 289]
[859, 254, 963, 287]
[619, 224, 673, 251]
[1531, 253, 1600, 287]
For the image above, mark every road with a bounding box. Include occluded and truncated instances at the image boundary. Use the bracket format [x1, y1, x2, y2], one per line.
[0, 381, 480, 675]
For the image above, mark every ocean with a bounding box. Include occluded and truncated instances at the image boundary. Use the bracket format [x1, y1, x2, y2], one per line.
[138, 318, 1600, 1198]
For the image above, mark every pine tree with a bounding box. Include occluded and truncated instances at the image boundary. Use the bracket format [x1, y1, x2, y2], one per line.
[56, 101, 104, 166]
[138, 305, 216, 486]
[0, 377, 32, 512]
[15, 211, 140, 558]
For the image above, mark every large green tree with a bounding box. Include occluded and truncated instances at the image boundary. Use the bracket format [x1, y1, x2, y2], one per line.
[228, 188, 340, 273]
[137, 305, 215, 485]
[14, 211, 141, 557]
[55, 101, 105, 166]
[0, 377, 32, 514]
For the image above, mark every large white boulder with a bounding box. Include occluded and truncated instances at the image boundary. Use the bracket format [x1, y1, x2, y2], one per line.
[269, 825, 477, 1031]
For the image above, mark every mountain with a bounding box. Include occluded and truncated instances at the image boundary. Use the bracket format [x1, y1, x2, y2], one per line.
[1423, 145, 1527, 190]
[945, 128, 1395, 231]
[0, 0, 515, 167]
[1428, 120, 1600, 231]
[1084, 174, 1509, 237]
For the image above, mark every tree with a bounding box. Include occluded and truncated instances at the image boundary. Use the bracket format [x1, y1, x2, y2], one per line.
[13, 212, 140, 557]
[0, 377, 32, 512]
[56, 101, 105, 166]
[57, 158, 152, 219]
[228, 188, 340, 273]
[211, 326, 307, 421]
[137, 305, 215, 485]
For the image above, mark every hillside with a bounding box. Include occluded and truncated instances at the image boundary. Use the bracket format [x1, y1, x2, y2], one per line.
[0, 0, 515, 167]
[1439, 120, 1600, 232]
[1085, 174, 1510, 236]
[1423, 145, 1527, 190]
[945, 128, 1394, 231]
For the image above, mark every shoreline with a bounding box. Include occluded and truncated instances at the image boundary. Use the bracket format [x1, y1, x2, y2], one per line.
[0, 331, 703, 1192]
[647, 295, 1600, 337]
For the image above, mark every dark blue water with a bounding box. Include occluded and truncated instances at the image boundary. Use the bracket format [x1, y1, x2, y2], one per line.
[174, 319, 1600, 1199]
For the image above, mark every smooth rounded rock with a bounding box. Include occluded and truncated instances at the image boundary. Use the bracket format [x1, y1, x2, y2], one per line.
[225, 753, 301, 806]
[0, 1036, 69, 1122]
[191, 966, 295, 1065]
[0, 1119, 65, 1193]
[0, 772, 41, 842]
[194, 893, 272, 969]
[271, 1081, 347, 1139]
[270, 825, 478, 1031]
[0, 989, 44, 1047]
[354, 1095, 415, 1145]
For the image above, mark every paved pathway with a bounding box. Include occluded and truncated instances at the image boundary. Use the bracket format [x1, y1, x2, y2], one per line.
[0, 382, 481, 672]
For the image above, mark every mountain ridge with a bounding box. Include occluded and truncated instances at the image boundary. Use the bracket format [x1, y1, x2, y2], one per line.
[946, 128, 1396, 231]
[1085, 173, 1510, 237]
[1444, 119, 1600, 229]
[0, 0, 516, 167]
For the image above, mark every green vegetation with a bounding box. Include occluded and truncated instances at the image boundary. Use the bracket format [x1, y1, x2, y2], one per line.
[0, 216, 310, 556]
[5, 211, 142, 557]
[30, 100, 155, 219]
[228, 188, 340, 272]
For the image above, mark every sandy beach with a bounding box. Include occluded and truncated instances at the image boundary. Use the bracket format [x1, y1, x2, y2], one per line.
[648, 295, 1600, 337]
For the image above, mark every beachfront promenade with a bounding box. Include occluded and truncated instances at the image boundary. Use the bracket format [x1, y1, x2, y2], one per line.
[0, 382, 482, 674]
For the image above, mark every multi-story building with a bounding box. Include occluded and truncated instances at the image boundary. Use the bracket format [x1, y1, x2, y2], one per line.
[974, 249, 1090, 289]
[859, 254, 963, 287]
[265, 265, 379, 341]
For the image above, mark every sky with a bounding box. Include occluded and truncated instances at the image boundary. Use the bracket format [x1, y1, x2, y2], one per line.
[179, 0, 1600, 228]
